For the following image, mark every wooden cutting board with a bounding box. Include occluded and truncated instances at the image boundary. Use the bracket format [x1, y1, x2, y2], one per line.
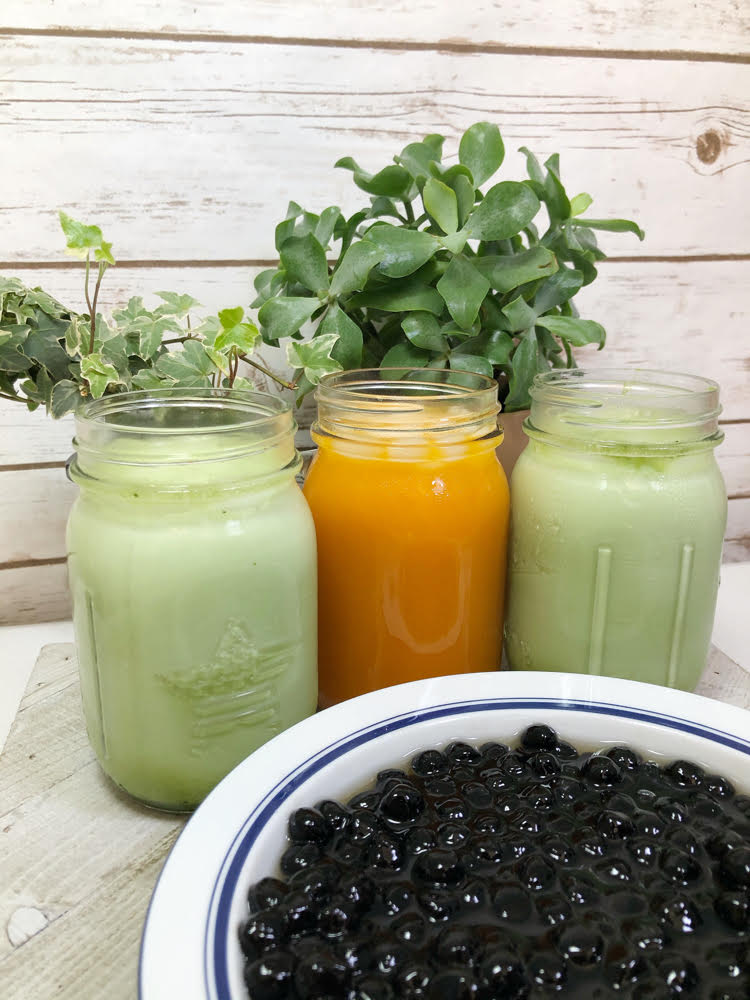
[0, 642, 748, 998]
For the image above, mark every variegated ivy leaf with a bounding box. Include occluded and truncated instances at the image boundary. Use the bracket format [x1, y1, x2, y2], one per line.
[80, 352, 121, 399]
[286, 333, 342, 386]
[214, 307, 260, 354]
[65, 314, 90, 357]
[154, 291, 203, 319]
[59, 211, 115, 264]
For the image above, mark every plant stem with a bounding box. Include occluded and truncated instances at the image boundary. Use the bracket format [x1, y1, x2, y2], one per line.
[403, 200, 415, 223]
[87, 261, 107, 354]
[84, 253, 94, 352]
[239, 353, 297, 391]
[161, 335, 194, 346]
[0, 391, 25, 403]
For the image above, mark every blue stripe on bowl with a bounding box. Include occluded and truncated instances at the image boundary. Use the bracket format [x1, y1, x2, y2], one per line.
[204, 695, 750, 999]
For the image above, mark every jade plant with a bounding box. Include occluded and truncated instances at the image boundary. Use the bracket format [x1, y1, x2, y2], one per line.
[253, 122, 644, 410]
[0, 214, 291, 417]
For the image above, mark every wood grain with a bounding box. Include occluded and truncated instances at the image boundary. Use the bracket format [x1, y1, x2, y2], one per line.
[0, 38, 748, 261]
[0, 563, 71, 625]
[2, 0, 748, 58]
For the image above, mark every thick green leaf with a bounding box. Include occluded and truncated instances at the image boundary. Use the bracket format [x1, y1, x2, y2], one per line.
[335, 157, 413, 198]
[366, 224, 437, 278]
[502, 295, 538, 333]
[466, 182, 540, 241]
[455, 329, 514, 367]
[401, 312, 450, 352]
[319, 304, 363, 369]
[258, 296, 319, 341]
[50, 379, 81, 417]
[449, 353, 494, 378]
[287, 333, 343, 385]
[330, 240, 385, 297]
[154, 339, 216, 382]
[314, 206, 341, 249]
[542, 154, 571, 224]
[569, 193, 593, 217]
[458, 122, 505, 188]
[349, 279, 444, 315]
[438, 231, 468, 255]
[423, 177, 458, 234]
[535, 314, 606, 347]
[505, 329, 548, 411]
[573, 218, 645, 241]
[534, 268, 584, 314]
[436, 255, 490, 332]
[380, 342, 433, 369]
[280, 233, 330, 295]
[475, 247, 558, 294]
[80, 352, 120, 399]
[519, 146, 545, 185]
[397, 136, 444, 182]
[451, 174, 476, 229]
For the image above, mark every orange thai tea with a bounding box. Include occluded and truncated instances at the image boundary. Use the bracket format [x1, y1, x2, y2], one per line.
[304, 369, 510, 707]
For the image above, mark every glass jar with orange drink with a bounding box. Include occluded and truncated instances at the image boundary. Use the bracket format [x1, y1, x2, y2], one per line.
[304, 368, 509, 707]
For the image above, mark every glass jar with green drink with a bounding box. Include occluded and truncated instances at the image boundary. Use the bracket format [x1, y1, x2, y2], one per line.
[66, 388, 317, 811]
[505, 369, 727, 689]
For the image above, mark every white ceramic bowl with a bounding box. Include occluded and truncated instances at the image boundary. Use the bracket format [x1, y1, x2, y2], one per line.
[139, 670, 750, 1000]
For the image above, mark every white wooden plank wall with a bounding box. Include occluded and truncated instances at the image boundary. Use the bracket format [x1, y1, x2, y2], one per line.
[0, 1, 748, 623]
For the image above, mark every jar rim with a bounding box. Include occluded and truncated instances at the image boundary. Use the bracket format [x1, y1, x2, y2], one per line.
[526, 367, 723, 452]
[76, 387, 292, 436]
[314, 367, 501, 443]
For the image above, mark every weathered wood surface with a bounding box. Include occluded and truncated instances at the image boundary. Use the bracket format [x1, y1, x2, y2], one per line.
[2, 0, 748, 56]
[1, 38, 749, 261]
[0, 641, 748, 998]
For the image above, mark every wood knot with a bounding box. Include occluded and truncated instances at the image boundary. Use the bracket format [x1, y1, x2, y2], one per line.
[695, 129, 722, 164]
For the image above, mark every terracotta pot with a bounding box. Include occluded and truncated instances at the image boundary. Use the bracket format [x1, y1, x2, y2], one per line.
[497, 408, 529, 482]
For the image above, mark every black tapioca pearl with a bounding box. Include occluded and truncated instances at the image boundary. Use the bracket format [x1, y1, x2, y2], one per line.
[428, 968, 477, 1000]
[655, 797, 690, 825]
[411, 748, 449, 777]
[704, 774, 735, 799]
[348, 790, 381, 811]
[518, 854, 556, 892]
[472, 813, 502, 835]
[281, 891, 318, 938]
[607, 745, 642, 771]
[377, 767, 407, 786]
[392, 911, 426, 946]
[478, 741, 509, 762]
[481, 769, 516, 794]
[436, 926, 479, 966]
[248, 876, 290, 912]
[379, 783, 425, 825]
[459, 879, 489, 912]
[290, 860, 340, 903]
[500, 752, 531, 778]
[634, 811, 665, 838]
[419, 888, 458, 922]
[556, 741, 578, 760]
[478, 949, 529, 999]
[366, 939, 410, 978]
[577, 833, 608, 858]
[425, 777, 457, 797]
[243, 950, 295, 999]
[338, 873, 376, 913]
[693, 794, 723, 820]
[597, 809, 636, 840]
[561, 873, 600, 907]
[553, 776, 585, 806]
[655, 953, 700, 992]
[526, 751, 561, 780]
[493, 885, 533, 922]
[239, 908, 288, 960]
[536, 892, 573, 926]
[280, 841, 321, 877]
[318, 898, 358, 938]
[413, 848, 464, 887]
[434, 797, 469, 823]
[463, 782, 493, 808]
[628, 838, 660, 867]
[381, 880, 416, 916]
[521, 723, 559, 753]
[665, 827, 700, 855]
[349, 976, 395, 999]
[720, 846, 750, 888]
[665, 760, 706, 789]
[706, 830, 745, 860]
[529, 952, 567, 989]
[404, 826, 437, 857]
[654, 894, 702, 934]
[347, 809, 381, 844]
[521, 782, 555, 810]
[627, 918, 667, 952]
[660, 847, 702, 884]
[436, 822, 470, 848]
[558, 926, 604, 965]
[397, 963, 432, 998]
[541, 836, 576, 865]
[288, 806, 330, 845]
[445, 741, 481, 766]
[317, 798, 350, 833]
[607, 954, 649, 990]
[715, 890, 750, 930]
[582, 755, 623, 786]
[595, 857, 634, 883]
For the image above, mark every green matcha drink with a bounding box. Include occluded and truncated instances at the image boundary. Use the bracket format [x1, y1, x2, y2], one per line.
[505, 370, 727, 690]
[66, 389, 317, 811]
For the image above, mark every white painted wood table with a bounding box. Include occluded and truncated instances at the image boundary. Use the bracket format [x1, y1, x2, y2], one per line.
[1, 643, 750, 999]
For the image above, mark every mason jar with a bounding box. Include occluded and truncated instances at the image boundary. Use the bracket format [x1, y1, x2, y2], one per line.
[505, 369, 727, 689]
[303, 368, 509, 708]
[66, 389, 317, 811]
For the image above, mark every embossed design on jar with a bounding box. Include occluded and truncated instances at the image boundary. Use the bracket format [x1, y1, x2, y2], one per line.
[157, 620, 301, 755]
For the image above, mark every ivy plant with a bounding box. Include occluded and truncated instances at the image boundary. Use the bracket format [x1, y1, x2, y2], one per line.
[0, 214, 291, 417]
[253, 122, 644, 410]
